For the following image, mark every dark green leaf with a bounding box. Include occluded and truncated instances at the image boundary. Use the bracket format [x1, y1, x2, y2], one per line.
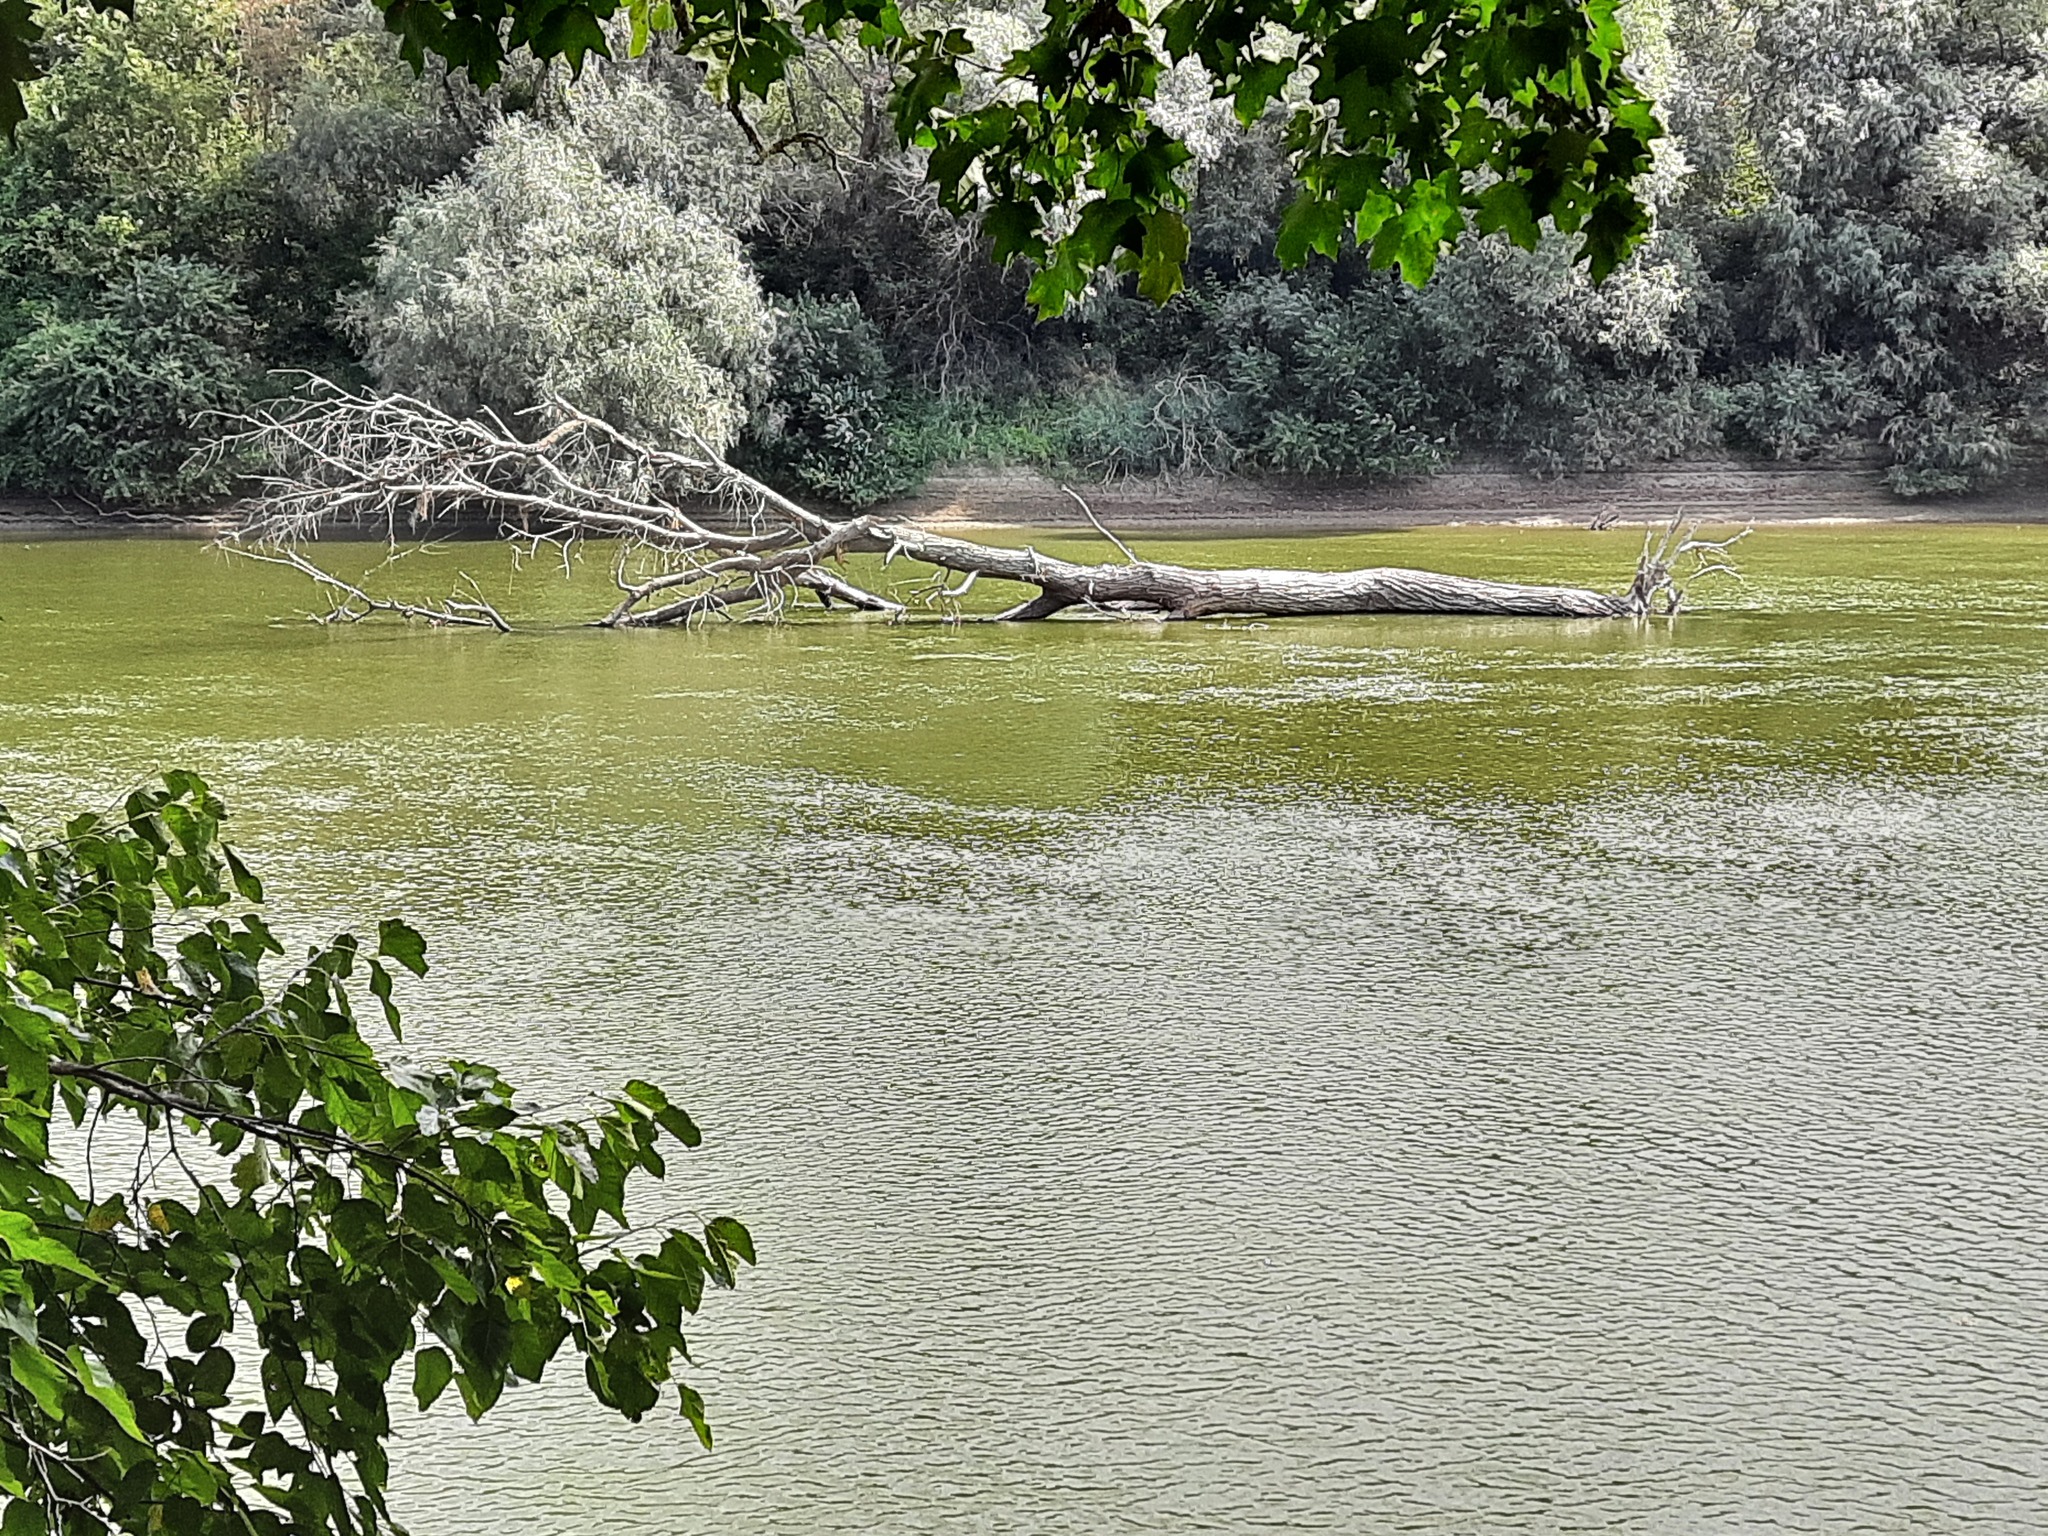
[67, 1346, 144, 1442]
[678, 1382, 712, 1448]
[705, 1216, 756, 1268]
[378, 918, 429, 976]
[412, 1346, 454, 1410]
[223, 845, 264, 902]
[8, 1340, 67, 1419]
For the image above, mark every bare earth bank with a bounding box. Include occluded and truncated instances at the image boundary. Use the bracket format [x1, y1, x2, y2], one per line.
[882, 458, 2048, 533]
[7, 456, 2046, 538]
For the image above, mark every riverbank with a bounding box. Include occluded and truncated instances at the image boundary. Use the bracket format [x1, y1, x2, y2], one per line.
[881, 457, 2048, 533]
[9, 455, 2047, 538]
[0, 499, 234, 538]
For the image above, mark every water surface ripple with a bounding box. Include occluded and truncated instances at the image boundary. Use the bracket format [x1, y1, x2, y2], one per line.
[2, 527, 2044, 1533]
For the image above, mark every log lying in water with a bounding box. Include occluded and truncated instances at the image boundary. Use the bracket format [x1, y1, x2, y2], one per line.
[866, 524, 1631, 621]
[216, 380, 1735, 629]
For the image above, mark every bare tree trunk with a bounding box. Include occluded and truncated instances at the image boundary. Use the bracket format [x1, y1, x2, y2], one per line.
[858, 525, 1629, 620]
[212, 381, 1739, 630]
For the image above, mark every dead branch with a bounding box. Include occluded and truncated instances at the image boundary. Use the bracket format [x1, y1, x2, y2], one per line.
[232, 545, 511, 630]
[1626, 511, 1753, 616]
[1063, 486, 1141, 564]
[215, 378, 1741, 629]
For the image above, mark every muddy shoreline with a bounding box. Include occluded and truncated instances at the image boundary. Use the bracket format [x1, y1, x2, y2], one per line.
[8, 456, 2046, 538]
[888, 457, 2048, 533]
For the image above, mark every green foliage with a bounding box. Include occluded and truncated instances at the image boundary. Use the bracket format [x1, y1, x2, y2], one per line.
[0, 0, 272, 502]
[1406, 231, 1713, 472]
[12, 0, 2048, 503]
[232, 0, 1658, 316]
[0, 772, 751, 1535]
[748, 157, 1027, 394]
[346, 117, 773, 451]
[0, 258, 254, 503]
[914, 0, 1659, 312]
[558, 61, 763, 230]
[742, 295, 927, 508]
[1879, 394, 2015, 496]
[1048, 274, 1443, 479]
[1, 0, 260, 263]
[1666, 0, 2048, 492]
[1045, 376, 1237, 481]
[1714, 355, 1888, 461]
[765, 0, 2043, 497]
[0, 0, 36, 138]
[4, 0, 1663, 316]
[244, 8, 478, 374]
[1185, 274, 1440, 477]
[0, 0, 262, 350]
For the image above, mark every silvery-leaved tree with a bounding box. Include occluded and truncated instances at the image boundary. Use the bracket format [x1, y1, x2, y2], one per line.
[0, 773, 752, 1535]
[1670, 0, 2048, 491]
[1, 0, 1663, 314]
[345, 117, 774, 451]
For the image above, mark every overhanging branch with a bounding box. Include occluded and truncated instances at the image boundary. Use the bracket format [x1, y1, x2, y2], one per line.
[50, 1058, 496, 1231]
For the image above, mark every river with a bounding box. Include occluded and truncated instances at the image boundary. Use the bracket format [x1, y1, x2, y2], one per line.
[3, 523, 2046, 1532]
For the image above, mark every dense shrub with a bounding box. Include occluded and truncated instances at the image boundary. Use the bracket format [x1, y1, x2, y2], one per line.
[1408, 233, 1714, 473]
[1880, 395, 2015, 495]
[245, 12, 478, 373]
[741, 295, 928, 507]
[1715, 355, 1889, 459]
[1047, 375, 1239, 480]
[6, 0, 261, 249]
[1047, 274, 1441, 480]
[346, 120, 773, 451]
[1669, 0, 2048, 492]
[1193, 274, 1442, 476]
[751, 156, 1031, 392]
[0, 0, 263, 351]
[0, 258, 254, 503]
[559, 64, 763, 231]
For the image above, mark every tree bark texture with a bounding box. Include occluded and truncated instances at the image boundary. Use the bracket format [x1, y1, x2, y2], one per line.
[861, 526, 1629, 620]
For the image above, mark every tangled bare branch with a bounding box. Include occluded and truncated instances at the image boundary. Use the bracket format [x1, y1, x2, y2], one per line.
[213, 378, 1742, 630]
[1626, 513, 1753, 615]
[237, 545, 511, 630]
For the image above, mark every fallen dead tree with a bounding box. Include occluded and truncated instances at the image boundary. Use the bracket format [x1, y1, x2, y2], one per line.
[215, 380, 1743, 629]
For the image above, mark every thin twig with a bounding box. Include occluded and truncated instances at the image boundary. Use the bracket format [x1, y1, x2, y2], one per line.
[227, 546, 511, 631]
[1062, 485, 1141, 564]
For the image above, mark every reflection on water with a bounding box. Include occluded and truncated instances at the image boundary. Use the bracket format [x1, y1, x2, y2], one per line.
[3, 526, 2047, 1531]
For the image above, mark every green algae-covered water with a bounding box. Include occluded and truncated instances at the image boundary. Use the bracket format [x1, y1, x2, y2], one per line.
[3, 524, 2047, 1532]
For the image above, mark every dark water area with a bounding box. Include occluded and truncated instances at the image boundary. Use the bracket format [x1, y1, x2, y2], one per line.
[3, 525, 2046, 1532]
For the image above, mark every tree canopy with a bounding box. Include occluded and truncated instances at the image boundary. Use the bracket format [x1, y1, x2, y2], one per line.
[345, 116, 775, 449]
[0, 774, 751, 1536]
[4, 0, 2039, 507]
[0, 0, 1661, 311]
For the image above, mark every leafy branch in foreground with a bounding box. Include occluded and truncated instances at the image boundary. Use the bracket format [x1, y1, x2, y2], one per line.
[0, 772, 751, 1536]
[1, 0, 1660, 313]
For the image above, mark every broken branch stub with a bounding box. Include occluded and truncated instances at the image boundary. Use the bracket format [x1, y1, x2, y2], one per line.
[216, 379, 1730, 628]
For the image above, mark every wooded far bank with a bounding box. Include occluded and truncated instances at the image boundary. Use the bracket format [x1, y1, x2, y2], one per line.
[3, 0, 2043, 516]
